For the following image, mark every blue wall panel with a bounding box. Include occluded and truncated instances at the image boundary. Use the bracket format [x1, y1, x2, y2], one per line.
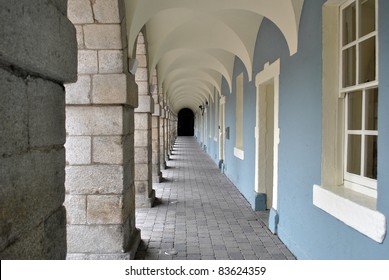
[200, 0, 389, 259]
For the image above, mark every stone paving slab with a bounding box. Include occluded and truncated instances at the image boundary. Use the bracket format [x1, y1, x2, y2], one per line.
[135, 137, 295, 260]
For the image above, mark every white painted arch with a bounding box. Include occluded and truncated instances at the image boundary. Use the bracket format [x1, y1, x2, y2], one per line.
[125, 0, 304, 114]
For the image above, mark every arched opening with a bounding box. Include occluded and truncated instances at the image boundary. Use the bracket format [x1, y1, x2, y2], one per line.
[178, 108, 195, 136]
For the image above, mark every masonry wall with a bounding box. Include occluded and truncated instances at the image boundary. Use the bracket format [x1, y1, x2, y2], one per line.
[0, 0, 77, 259]
[65, 0, 140, 259]
[134, 32, 155, 208]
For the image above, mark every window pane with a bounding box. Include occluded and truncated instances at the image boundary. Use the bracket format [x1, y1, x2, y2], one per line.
[343, 46, 356, 88]
[365, 88, 378, 130]
[365, 135, 377, 179]
[343, 2, 356, 45]
[348, 91, 362, 130]
[360, 0, 376, 37]
[347, 134, 361, 175]
[359, 37, 376, 83]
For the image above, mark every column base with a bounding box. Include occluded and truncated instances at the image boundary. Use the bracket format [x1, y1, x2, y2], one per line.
[136, 190, 156, 208]
[66, 228, 141, 260]
[153, 172, 163, 183]
[268, 208, 279, 234]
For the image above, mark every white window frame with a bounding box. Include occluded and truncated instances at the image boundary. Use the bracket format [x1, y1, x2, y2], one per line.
[340, 0, 378, 196]
[313, 0, 386, 243]
[234, 72, 244, 160]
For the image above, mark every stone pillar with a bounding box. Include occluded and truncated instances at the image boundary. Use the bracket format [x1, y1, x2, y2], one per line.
[160, 105, 167, 170]
[134, 32, 155, 208]
[164, 112, 170, 162]
[0, 0, 77, 259]
[151, 77, 163, 182]
[65, 0, 140, 259]
[170, 115, 177, 149]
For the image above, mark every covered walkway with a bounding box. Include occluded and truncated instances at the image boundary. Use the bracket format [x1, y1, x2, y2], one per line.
[135, 137, 295, 260]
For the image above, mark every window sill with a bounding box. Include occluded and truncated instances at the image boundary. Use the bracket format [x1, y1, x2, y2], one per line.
[313, 184, 386, 243]
[234, 147, 244, 160]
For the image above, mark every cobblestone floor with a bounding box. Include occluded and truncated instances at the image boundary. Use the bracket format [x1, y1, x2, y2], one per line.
[135, 136, 295, 260]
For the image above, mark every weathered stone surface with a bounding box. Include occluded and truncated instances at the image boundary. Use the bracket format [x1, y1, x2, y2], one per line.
[122, 134, 134, 165]
[0, 68, 28, 156]
[0, 206, 66, 259]
[65, 0, 140, 260]
[153, 104, 161, 116]
[84, 24, 122, 50]
[118, 0, 126, 21]
[78, 50, 98, 74]
[66, 106, 124, 136]
[67, 224, 126, 253]
[65, 165, 124, 195]
[92, 74, 127, 104]
[98, 50, 124, 73]
[65, 136, 91, 165]
[135, 95, 154, 113]
[87, 195, 123, 224]
[134, 164, 149, 181]
[137, 33, 145, 44]
[152, 115, 159, 128]
[123, 107, 134, 138]
[50, 0, 68, 16]
[74, 25, 84, 49]
[92, 0, 120, 24]
[64, 195, 87, 225]
[127, 75, 139, 108]
[0, 149, 65, 253]
[135, 189, 155, 208]
[135, 181, 147, 194]
[68, 0, 94, 24]
[65, 75, 91, 105]
[134, 130, 149, 147]
[0, 207, 66, 260]
[28, 77, 65, 148]
[0, 221, 44, 259]
[92, 136, 123, 164]
[0, 0, 77, 82]
[134, 147, 149, 164]
[151, 137, 159, 152]
[136, 81, 148, 95]
[43, 206, 67, 259]
[66, 223, 141, 259]
[136, 41, 146, 55]
[135, 68, 148, 82]
[134, 113, 150, 130]
[137, 54, 147, 68]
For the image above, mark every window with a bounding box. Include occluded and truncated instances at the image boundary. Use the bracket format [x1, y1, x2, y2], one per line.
[341, 0, 378, 196]
[234, 73, 244, 160]
[313, 0, 385, 243]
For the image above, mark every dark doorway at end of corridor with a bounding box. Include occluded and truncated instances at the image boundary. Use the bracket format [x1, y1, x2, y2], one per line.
[178, 108, 195, 136]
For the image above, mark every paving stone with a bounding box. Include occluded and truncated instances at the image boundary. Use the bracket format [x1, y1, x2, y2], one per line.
[135, 137, 294, 260]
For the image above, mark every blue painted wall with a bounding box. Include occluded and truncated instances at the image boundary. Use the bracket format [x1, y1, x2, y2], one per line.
[206, 97, 219, 165]
[220, 58, 257, 208]
[198, 0, 389, 259]
[275, 0, 388, 259]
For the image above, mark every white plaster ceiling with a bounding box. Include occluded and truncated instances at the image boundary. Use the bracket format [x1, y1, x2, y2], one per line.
[125, 0, 304, 114]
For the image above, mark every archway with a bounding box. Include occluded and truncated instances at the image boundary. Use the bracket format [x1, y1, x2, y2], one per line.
[178, 108, 195, 136]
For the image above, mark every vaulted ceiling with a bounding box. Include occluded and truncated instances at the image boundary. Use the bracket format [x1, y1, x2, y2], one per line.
[125, 0, 304, 114]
